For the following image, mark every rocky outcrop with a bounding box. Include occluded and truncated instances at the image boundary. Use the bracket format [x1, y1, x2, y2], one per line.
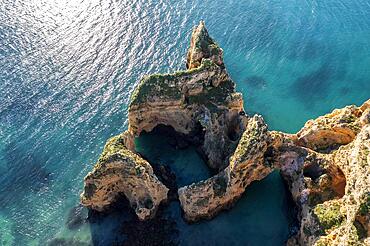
[81, 21, 247, 221]
[186, 21, 224, 69]
[273, 100, 370, 246]
[128, 23, 246, 170]
[81, 21, 369, 245]
[296, 105, 363, 152]
[80, 132, 168, 220]
[307, 123, 369, 245]
[178, 115, 273, 221]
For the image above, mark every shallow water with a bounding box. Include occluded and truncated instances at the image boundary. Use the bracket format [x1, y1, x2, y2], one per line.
[135, 126, 212, 187]
[0, 0, 369, 245]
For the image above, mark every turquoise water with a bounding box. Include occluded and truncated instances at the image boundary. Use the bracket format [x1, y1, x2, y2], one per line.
[135, 126, 212, 187]
[0, 0, 369, 245]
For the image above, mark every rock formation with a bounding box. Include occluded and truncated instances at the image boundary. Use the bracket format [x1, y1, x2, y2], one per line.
[178, 115, 273, 221]
[81, 21, 369, 245]
[296, 105, 363, 152]
[128, 21, 246, 170]
[80, 132, 168, 220]
[186, 21, 224, 69]
[81, 21, 247, 220]
[272, 100, 370, 245]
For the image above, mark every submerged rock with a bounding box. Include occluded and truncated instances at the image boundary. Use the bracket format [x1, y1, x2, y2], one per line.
[66, 204, 88, 230]
[81, 21, 369, 245]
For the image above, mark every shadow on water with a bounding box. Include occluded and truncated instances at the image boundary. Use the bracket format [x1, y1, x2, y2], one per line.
[289, 63, 334, 108]
[134, 125, 212, 187]
[0, 141, 51, 208]
[81, 172, 297, 246]
[83, 195, 179, 246]
[243, 76, 268, 90]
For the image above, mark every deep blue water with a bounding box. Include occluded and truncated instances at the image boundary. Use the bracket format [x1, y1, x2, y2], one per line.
[0, 0, 369, 245]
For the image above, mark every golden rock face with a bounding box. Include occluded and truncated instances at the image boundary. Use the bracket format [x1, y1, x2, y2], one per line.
[80, 21, 370, 245]
[80, 132, 169, 220]
[274, 101, 370, 246]
[186, 20, 224, 69]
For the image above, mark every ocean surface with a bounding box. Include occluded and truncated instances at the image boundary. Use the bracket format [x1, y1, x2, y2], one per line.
[0, 0, 370, 245]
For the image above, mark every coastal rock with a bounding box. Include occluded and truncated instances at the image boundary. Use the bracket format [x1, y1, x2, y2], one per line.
[296, 105, 363, 152]
[271, 101, 370, 245]
[297, 124, 370, 246]
[81, 21, 245, 221]
[186, 21, 224, 69]
[315, 124, 369, 245]
[128, 22, 246, 170]
[178, 115, 273, 222]
[80, 132, 168, 220]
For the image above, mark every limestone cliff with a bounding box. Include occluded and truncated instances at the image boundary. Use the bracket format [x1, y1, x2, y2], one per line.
[186, 20, 224, 69]
[296, 105, 363, 152]
[81, 21, 247, 221]
[81, 21, 369, 245]
[274, 100, 370, 246]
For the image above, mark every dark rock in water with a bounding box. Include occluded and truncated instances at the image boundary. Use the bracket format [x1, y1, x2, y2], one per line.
[244, 76, 267, 89]
[47, 238, 91, 246]
[289, 63, 333, 108]
[66, 204, 88, 230]
[120, 206, 179, 246]
[339, 87, 350, 96]
[0, 141, 51, 207]
[153, 164, 178, 201]
[287, 39, 330, 61]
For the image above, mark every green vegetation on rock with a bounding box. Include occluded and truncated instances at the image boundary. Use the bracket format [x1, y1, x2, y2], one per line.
[130, 59, 218, 107]
[313, 201, 345, 232]
[187, 79, 234, 109]
[91, 133, 148, 178]
[232, 117, 268, 164]
[359, 193, 370, 216]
